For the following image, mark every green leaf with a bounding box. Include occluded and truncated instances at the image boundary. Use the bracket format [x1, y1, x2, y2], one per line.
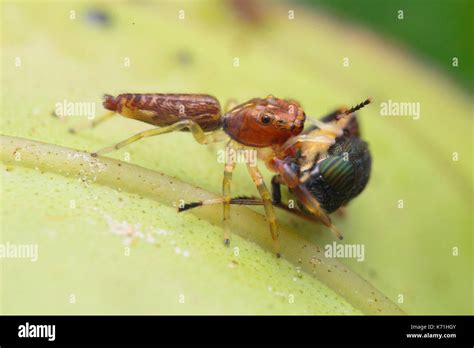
[1, 1, 471, 314]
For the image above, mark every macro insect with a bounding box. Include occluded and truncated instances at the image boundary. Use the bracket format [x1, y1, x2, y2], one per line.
[67, 93, 372, 257]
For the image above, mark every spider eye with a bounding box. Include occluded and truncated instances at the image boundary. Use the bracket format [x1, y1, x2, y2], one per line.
[261, 114, 271, 124]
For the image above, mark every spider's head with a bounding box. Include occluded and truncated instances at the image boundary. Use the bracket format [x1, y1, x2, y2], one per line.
[222, 95, 305, 147]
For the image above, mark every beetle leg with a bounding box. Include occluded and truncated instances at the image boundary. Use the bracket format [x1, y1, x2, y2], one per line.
[269, 175, 314, 219]
[273, 157, 343, 240]
[270, 175, 310, 218]
[91, 119, 223, 157]
[246, 163, 281, 257]
[291, 185, 343, 240]
[271, 175, 283, 204]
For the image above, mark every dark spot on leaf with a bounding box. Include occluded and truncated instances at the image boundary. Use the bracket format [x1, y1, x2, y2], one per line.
[85, 8, 111, 27]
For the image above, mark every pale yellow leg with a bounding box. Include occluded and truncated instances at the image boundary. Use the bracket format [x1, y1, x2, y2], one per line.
[92, 119, 221, 157]
[222, 142, 236, 245]
[69, 111, 116, 134]
[224, 99, 239, 112]
[246, 163, 281, 257]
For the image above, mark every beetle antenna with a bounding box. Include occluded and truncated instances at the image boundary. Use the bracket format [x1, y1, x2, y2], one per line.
[344, 97, 372, 115]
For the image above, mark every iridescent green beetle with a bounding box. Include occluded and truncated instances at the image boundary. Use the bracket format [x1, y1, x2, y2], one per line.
[293, 110, 372, 214]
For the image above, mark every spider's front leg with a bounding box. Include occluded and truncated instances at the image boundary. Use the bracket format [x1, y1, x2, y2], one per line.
[246, 162, 281, 257]
[222, 141, 236, 245]
[68, 111, 116, 134]
[91, 120, 226, 157]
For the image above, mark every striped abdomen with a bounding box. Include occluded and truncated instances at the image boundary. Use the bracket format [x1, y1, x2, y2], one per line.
[103, 93, 222, 132]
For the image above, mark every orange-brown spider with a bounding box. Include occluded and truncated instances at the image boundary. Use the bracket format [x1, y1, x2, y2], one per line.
[69, 93, 371, 257]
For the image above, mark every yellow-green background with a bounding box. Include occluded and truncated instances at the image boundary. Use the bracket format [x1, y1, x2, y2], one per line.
[1, 1, 472, 314]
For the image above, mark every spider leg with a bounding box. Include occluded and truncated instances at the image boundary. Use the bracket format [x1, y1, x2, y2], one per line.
[91, 119, 224, 157]
[178, 195, 327, 225]
[222, 141, 236, 245]
[53, 109, 116, 134]
[246, 162, 281, 257]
